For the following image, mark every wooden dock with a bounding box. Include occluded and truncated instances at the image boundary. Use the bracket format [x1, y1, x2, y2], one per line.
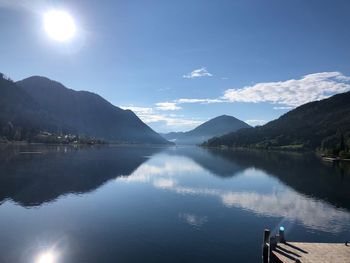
[262, 228, 350, 263]
[272, 242, 350, 263]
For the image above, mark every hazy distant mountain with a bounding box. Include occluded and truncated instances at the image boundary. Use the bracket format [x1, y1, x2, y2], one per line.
[162, 115, 251, 144]
[204, 92, 350, 151]
[0, 74, 170, 144]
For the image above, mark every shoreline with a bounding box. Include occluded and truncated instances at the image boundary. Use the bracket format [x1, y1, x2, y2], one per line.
[0, 141, 173, 147]
[201, 144, 350, 162]
[321, 156, 350, 162]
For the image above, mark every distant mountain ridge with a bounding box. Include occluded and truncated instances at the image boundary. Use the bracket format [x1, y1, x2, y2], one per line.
[162, 115, 250, 144]
[204, 92, 350, 152]
[0, 73, 170, 144]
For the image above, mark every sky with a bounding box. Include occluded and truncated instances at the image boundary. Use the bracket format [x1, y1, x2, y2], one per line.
[1, 0, 350, 133]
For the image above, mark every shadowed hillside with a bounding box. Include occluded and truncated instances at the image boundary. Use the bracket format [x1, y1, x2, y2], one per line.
[15, 76, 169, 144]
[0, 76, 59, 140]
[0, 73, 170, 144]
[204, 92, 350, 153]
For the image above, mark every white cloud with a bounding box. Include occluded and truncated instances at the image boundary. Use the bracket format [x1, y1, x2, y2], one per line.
[122, 71, 350, 131]
[150, 98, 223, 116]
[122, 106, 154, 115]
[183, 67, 213, 79]
[245, 119, 267, 126]
[273, 106, 293, 110]
[173, 72, 350, 110]
[155, 102, 182, 111]
[223, 72, 350, 107]
[175, 98, 224, 104]
[121, 105, 202, 130]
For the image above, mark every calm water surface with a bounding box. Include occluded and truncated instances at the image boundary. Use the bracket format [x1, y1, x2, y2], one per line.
[0, 145, 349, 263]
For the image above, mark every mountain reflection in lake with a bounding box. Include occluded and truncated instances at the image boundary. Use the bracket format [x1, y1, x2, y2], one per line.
[0, 145, 349, 263]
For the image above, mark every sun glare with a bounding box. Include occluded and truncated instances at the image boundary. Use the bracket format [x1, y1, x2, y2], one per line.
[36, 251, 55, 263]
[43, 10, 76, 42]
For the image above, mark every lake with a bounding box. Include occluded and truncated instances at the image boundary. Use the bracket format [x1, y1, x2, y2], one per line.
[0, 145, 349, 263]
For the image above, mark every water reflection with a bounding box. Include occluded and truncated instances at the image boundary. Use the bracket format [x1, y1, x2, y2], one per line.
[179, 213, 208, 228]
[221, 189, 350, 233]
[121, 147, 350, 233]
[0, 145, 162, 206]
[170, 147, 350, 210]
[1, 145, 350, 262]
[1, 145, 349, 232]
[166, 146, 242, 177]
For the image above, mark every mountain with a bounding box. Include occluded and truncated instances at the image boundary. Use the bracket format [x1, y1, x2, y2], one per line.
[204, 92, 350, 153]
[0, 75, 60, 141]
[162, 115, 251, 144]
[0, 74, 170, 144]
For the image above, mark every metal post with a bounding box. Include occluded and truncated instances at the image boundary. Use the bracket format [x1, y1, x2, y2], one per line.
[279, 226, 285, 243]
[268, 236, 277, 263]
[262, 229, 270, 263]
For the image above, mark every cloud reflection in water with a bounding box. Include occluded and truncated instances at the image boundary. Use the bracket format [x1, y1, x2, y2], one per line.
[119, 154, 350, 234]
[179, 213, 208, 228]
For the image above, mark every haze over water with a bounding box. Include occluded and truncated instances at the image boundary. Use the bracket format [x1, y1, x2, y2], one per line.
[0, 145, 349, 263]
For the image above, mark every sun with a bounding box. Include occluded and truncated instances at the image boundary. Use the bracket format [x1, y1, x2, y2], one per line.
[36, 251, 55, 263]
[43, 10, 76, 42]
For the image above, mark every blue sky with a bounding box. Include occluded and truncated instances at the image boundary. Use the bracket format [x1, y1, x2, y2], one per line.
[1, 0, 350, 132]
